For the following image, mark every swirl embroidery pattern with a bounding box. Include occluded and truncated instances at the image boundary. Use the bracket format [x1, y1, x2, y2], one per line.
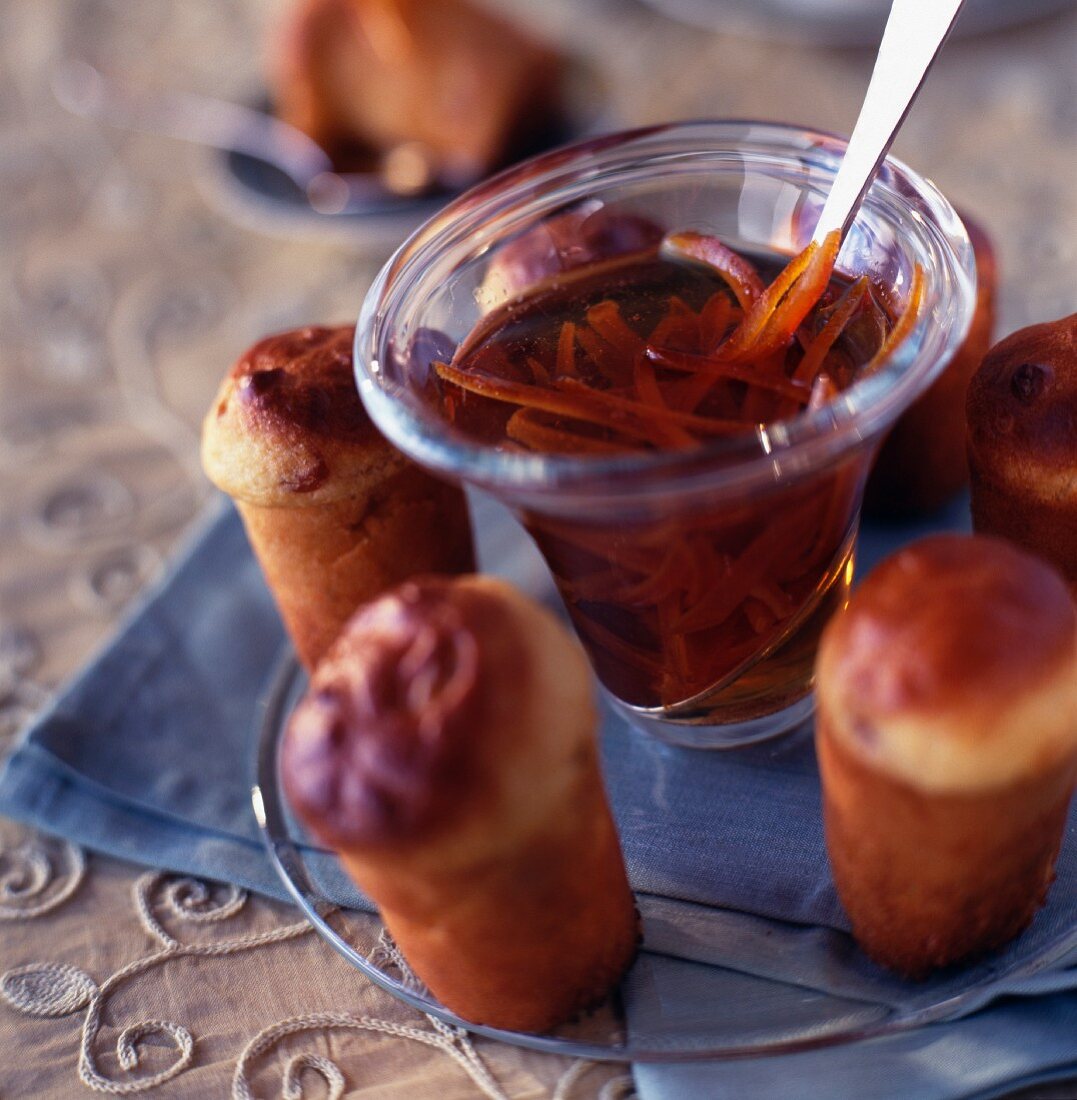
[0, 835, 86, 922]
[4, 868, 607, 1098]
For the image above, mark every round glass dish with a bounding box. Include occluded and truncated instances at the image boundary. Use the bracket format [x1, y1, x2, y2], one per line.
[253, 651, 1077, 1062]
[354, 120, 976, 748]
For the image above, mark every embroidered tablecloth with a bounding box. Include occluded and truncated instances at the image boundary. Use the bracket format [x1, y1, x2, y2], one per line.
[1, 0, 1074, 1095]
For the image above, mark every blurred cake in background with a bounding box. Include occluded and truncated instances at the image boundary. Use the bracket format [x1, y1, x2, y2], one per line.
[864, 214, 996, 518]
[271, 0, 565, 191]
[967, 312, 1077, 591]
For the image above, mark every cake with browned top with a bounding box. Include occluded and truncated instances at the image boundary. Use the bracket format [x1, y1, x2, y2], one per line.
[201, 325, 474, 668]
[282, 575, 640, 1032]
[815, 534, 1077, 977]
[967, 312, 1077, 590]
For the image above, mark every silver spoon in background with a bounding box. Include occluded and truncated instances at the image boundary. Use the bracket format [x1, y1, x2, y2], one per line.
[812, 0, 968, 246]
[50, 59, 439, 215]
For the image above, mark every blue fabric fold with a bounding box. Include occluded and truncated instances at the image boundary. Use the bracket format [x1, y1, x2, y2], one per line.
[1, 490, 1074, 1100]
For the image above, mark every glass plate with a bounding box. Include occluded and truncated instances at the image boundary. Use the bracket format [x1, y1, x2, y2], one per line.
[252, 647, 1077, 1062]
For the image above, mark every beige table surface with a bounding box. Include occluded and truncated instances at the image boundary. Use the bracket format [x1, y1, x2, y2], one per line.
[1, 0, 1075, 1096]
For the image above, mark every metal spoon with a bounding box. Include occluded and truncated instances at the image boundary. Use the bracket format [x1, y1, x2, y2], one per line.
[812, 0, 968, 245]
[50, 59, 437, 215]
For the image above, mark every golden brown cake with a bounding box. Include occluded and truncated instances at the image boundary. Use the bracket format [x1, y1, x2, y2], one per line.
[281, 575, 640, 1033]
[271, 0, 563, 186]
[865, 215, 997, 517]
[967, 312, 1077, 590]
[815, 534, 1077, 978]
[201, 325, 474, 669]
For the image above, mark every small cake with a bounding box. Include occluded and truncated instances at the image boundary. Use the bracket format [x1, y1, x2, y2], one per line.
[281, 575, 640, 1033]
[815, 534, 1077, 978]
[865, 215, 997, 517]
[967, 312, 1077, 590]
[201, 325, 474, 669]
[271, 0, 563, 187]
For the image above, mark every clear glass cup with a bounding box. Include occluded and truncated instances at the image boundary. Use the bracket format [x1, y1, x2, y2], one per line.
[354, 120, 976, 748]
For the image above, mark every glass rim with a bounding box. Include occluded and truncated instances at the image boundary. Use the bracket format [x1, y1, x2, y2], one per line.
[355, 119, 977, 507]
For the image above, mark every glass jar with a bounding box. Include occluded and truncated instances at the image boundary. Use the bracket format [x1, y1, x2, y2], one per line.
[354, 120, 976, 748]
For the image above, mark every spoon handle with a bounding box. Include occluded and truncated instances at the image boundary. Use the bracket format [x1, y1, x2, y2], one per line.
[812, 0, 967, 245]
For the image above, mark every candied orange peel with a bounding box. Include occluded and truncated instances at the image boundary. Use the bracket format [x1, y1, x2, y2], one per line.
[430, 229, 924, 706]
[435, 226, 925, 459]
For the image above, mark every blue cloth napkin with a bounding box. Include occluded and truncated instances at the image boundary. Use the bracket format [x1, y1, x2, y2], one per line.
[1, 491, 1075, 1100]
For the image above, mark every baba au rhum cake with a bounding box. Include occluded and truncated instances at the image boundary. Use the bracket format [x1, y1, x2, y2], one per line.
[967, 312, 1077, 590]
[201, 324, 474, 668]
[816, 533, 1077, 977]
[281, 575, 640, 1032]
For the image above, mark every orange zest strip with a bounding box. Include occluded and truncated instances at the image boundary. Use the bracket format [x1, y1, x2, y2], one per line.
[560, 542, 685, 608]
[616, 546, 689, 607]
[751, 231, 841, 354]
[571, 611, 665, 676]
[792, 275, 869, 384]
[671, 504, 819, 634]
[633, 355, 665, 403]
[698, 292, 734, 351]
[663, 370, 743, 417]
[670, 568, 762, 634]
[434, 361, 742, 446]
[566, 541, 662, 578]
[749, 581, 796, 620]
[525, 356, 551, 384]
[647, 296, 701, 350]
[624, 539, 726, 611]
[505, 408, 628, 455]
[862, 263, 926, 375]
[556, 320, 578, 378]
[633, 352, 674, 418]
[587, 300, 645, 359]
[435, 361, 672, 446]
[685, 541, 730, 608]
[743, 597, 778, 634]
[435, 363, 655, 444]
[725, 240, 820, 353]
[553, 377, 745, 436]
[662, 231, 766, 311]
[561, 568, 636, 603]
[575, 324, 624, 381]
[644, 346, 811, 402]
[658, 597, 691, 683]
[538, 524, 668, 575]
